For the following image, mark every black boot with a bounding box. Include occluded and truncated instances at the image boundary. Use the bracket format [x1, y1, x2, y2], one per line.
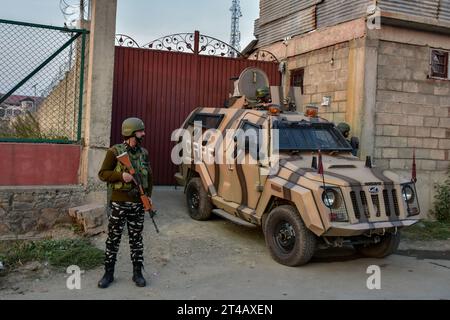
[98, 264, 114, 289]
[132, 263, 146, 287]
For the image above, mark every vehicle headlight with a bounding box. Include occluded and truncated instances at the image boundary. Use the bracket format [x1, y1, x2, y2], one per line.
[321, 187, 348, 222]
[322, 189, 337, 208]
[402, 185, 415, 203]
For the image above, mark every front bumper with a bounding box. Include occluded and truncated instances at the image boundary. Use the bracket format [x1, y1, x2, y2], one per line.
[324, 219, 420, 236]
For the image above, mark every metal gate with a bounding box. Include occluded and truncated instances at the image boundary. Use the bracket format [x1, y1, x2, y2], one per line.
[112, 32, 281, 185]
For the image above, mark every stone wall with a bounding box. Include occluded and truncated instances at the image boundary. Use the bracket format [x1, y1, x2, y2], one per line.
[287, 42, 350, 124]
[0, 186, 85, 236]
[374, 40, 450, 214]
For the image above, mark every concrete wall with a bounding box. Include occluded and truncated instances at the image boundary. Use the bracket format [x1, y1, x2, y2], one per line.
[259, 18, 367, 61]
[79, 0, 117, 203]
[373, 40, 450, 215]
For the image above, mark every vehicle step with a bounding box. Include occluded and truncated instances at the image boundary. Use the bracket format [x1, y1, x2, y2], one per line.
[212, 209, 257, 228]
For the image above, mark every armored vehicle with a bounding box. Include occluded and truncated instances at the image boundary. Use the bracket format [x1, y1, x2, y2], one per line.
[174, 68, 421, 266]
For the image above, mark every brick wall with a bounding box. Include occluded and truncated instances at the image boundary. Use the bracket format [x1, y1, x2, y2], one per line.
[288, 42, 350, 123]
[374, 41, 450, 172]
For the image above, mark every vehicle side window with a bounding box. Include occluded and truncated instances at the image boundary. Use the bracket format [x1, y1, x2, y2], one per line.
[189, 113, 224, 129]
[236, 120, 262, 160]
[241, 121, 261, 147]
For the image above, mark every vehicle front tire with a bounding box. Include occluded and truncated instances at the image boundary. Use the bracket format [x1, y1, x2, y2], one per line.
[185, 177, 212, 221]
[354, 232, 401, 258]
[264, 205, 317, 266]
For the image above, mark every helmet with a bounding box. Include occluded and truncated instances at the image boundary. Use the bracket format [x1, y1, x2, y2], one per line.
[337, 122, 351, 134]
[122, 117, 145, 137]
[256, 86, 270, 99]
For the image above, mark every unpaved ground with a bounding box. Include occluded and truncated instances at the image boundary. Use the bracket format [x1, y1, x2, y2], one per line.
[1, 187, 449, 300]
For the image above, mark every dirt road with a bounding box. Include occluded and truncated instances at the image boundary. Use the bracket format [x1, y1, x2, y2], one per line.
[1, 187, 449, 300]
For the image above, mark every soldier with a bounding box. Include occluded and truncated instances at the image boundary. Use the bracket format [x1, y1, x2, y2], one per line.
[97, 117, 153, 288]
[246, 86, 272, 109]
[256, 86, 271, 104]
[337, 122, 359, 157]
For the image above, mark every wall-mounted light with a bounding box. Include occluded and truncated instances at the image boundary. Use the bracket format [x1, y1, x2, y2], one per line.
[282, 36, 292, 46]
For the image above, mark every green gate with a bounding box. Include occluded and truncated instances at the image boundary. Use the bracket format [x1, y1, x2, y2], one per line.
[0, 19, 88, 143]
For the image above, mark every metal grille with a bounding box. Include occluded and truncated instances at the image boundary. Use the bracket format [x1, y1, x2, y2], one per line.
[371, 194, 381, 217]
[350, 191, 360, 219]
[352, 188, 401, 221]
[0, 19, 88, 143]
[392, 189, 400, 216]
[360, 191, 370, 218]
[383, 190, 391, 216]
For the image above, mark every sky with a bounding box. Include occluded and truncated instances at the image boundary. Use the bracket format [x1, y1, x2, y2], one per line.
[0, 0, 260, 50]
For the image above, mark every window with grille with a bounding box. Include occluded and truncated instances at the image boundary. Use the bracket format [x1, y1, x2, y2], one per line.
[290, 68, 304, 94]
[431, 49, 449, 79]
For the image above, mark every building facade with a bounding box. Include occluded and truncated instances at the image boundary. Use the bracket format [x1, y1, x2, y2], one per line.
[251, 0, 450, 215]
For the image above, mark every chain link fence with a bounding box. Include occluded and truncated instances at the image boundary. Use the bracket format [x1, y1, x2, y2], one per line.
[0, 19, 88, 143]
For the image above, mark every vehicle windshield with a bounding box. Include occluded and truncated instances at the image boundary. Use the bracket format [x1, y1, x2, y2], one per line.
[273, 120, 353, 151]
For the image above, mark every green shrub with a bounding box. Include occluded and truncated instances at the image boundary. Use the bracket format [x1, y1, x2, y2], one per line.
[0, 239, 104, 272]
[0, 111, 70, 141]
[433, 172, 450, 222]
[402, 221, 450, 240]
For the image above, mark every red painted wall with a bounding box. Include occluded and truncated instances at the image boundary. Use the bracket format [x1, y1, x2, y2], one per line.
[0, 143, 81, 185]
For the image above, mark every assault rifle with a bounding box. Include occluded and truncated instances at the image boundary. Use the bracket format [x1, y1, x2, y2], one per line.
[116, 152, 159, 233]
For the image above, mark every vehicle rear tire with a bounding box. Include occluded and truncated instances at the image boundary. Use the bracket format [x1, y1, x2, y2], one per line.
[185, 177, 212, 221]
[354, 232, 401, 258]
[264, 205, 317, 266]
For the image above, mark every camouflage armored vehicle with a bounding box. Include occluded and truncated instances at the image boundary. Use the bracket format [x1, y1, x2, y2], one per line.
[174, 68, 421, 266]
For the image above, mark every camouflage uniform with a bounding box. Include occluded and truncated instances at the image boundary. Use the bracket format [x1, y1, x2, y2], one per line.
[97, 118, 153, 288]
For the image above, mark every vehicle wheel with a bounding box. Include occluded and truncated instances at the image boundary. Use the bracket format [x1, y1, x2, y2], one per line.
[263, 205, 317, 266]
[185, 177, 212, 221]
[354, 232, 401, 258]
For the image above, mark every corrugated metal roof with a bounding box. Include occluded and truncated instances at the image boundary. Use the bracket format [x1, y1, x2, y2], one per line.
[256, 6, 316, 47]
[259, 0, 321, 26]
[316, 0, 371, 28]
[439, 0, 450, 22]
[254, 18, 260, 37]
[378, 0, 440, 20]
[254, 0, 450, 48]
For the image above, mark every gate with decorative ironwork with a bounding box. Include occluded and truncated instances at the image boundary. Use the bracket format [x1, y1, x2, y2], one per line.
[112, 31, 281, 185]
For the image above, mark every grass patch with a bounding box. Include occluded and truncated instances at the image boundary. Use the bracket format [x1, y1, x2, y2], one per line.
[402, 221, 450, 241]
[0, 239, 104, 272]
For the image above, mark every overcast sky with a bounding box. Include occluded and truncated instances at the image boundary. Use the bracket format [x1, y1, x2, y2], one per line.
[1, 0, 259, 49]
